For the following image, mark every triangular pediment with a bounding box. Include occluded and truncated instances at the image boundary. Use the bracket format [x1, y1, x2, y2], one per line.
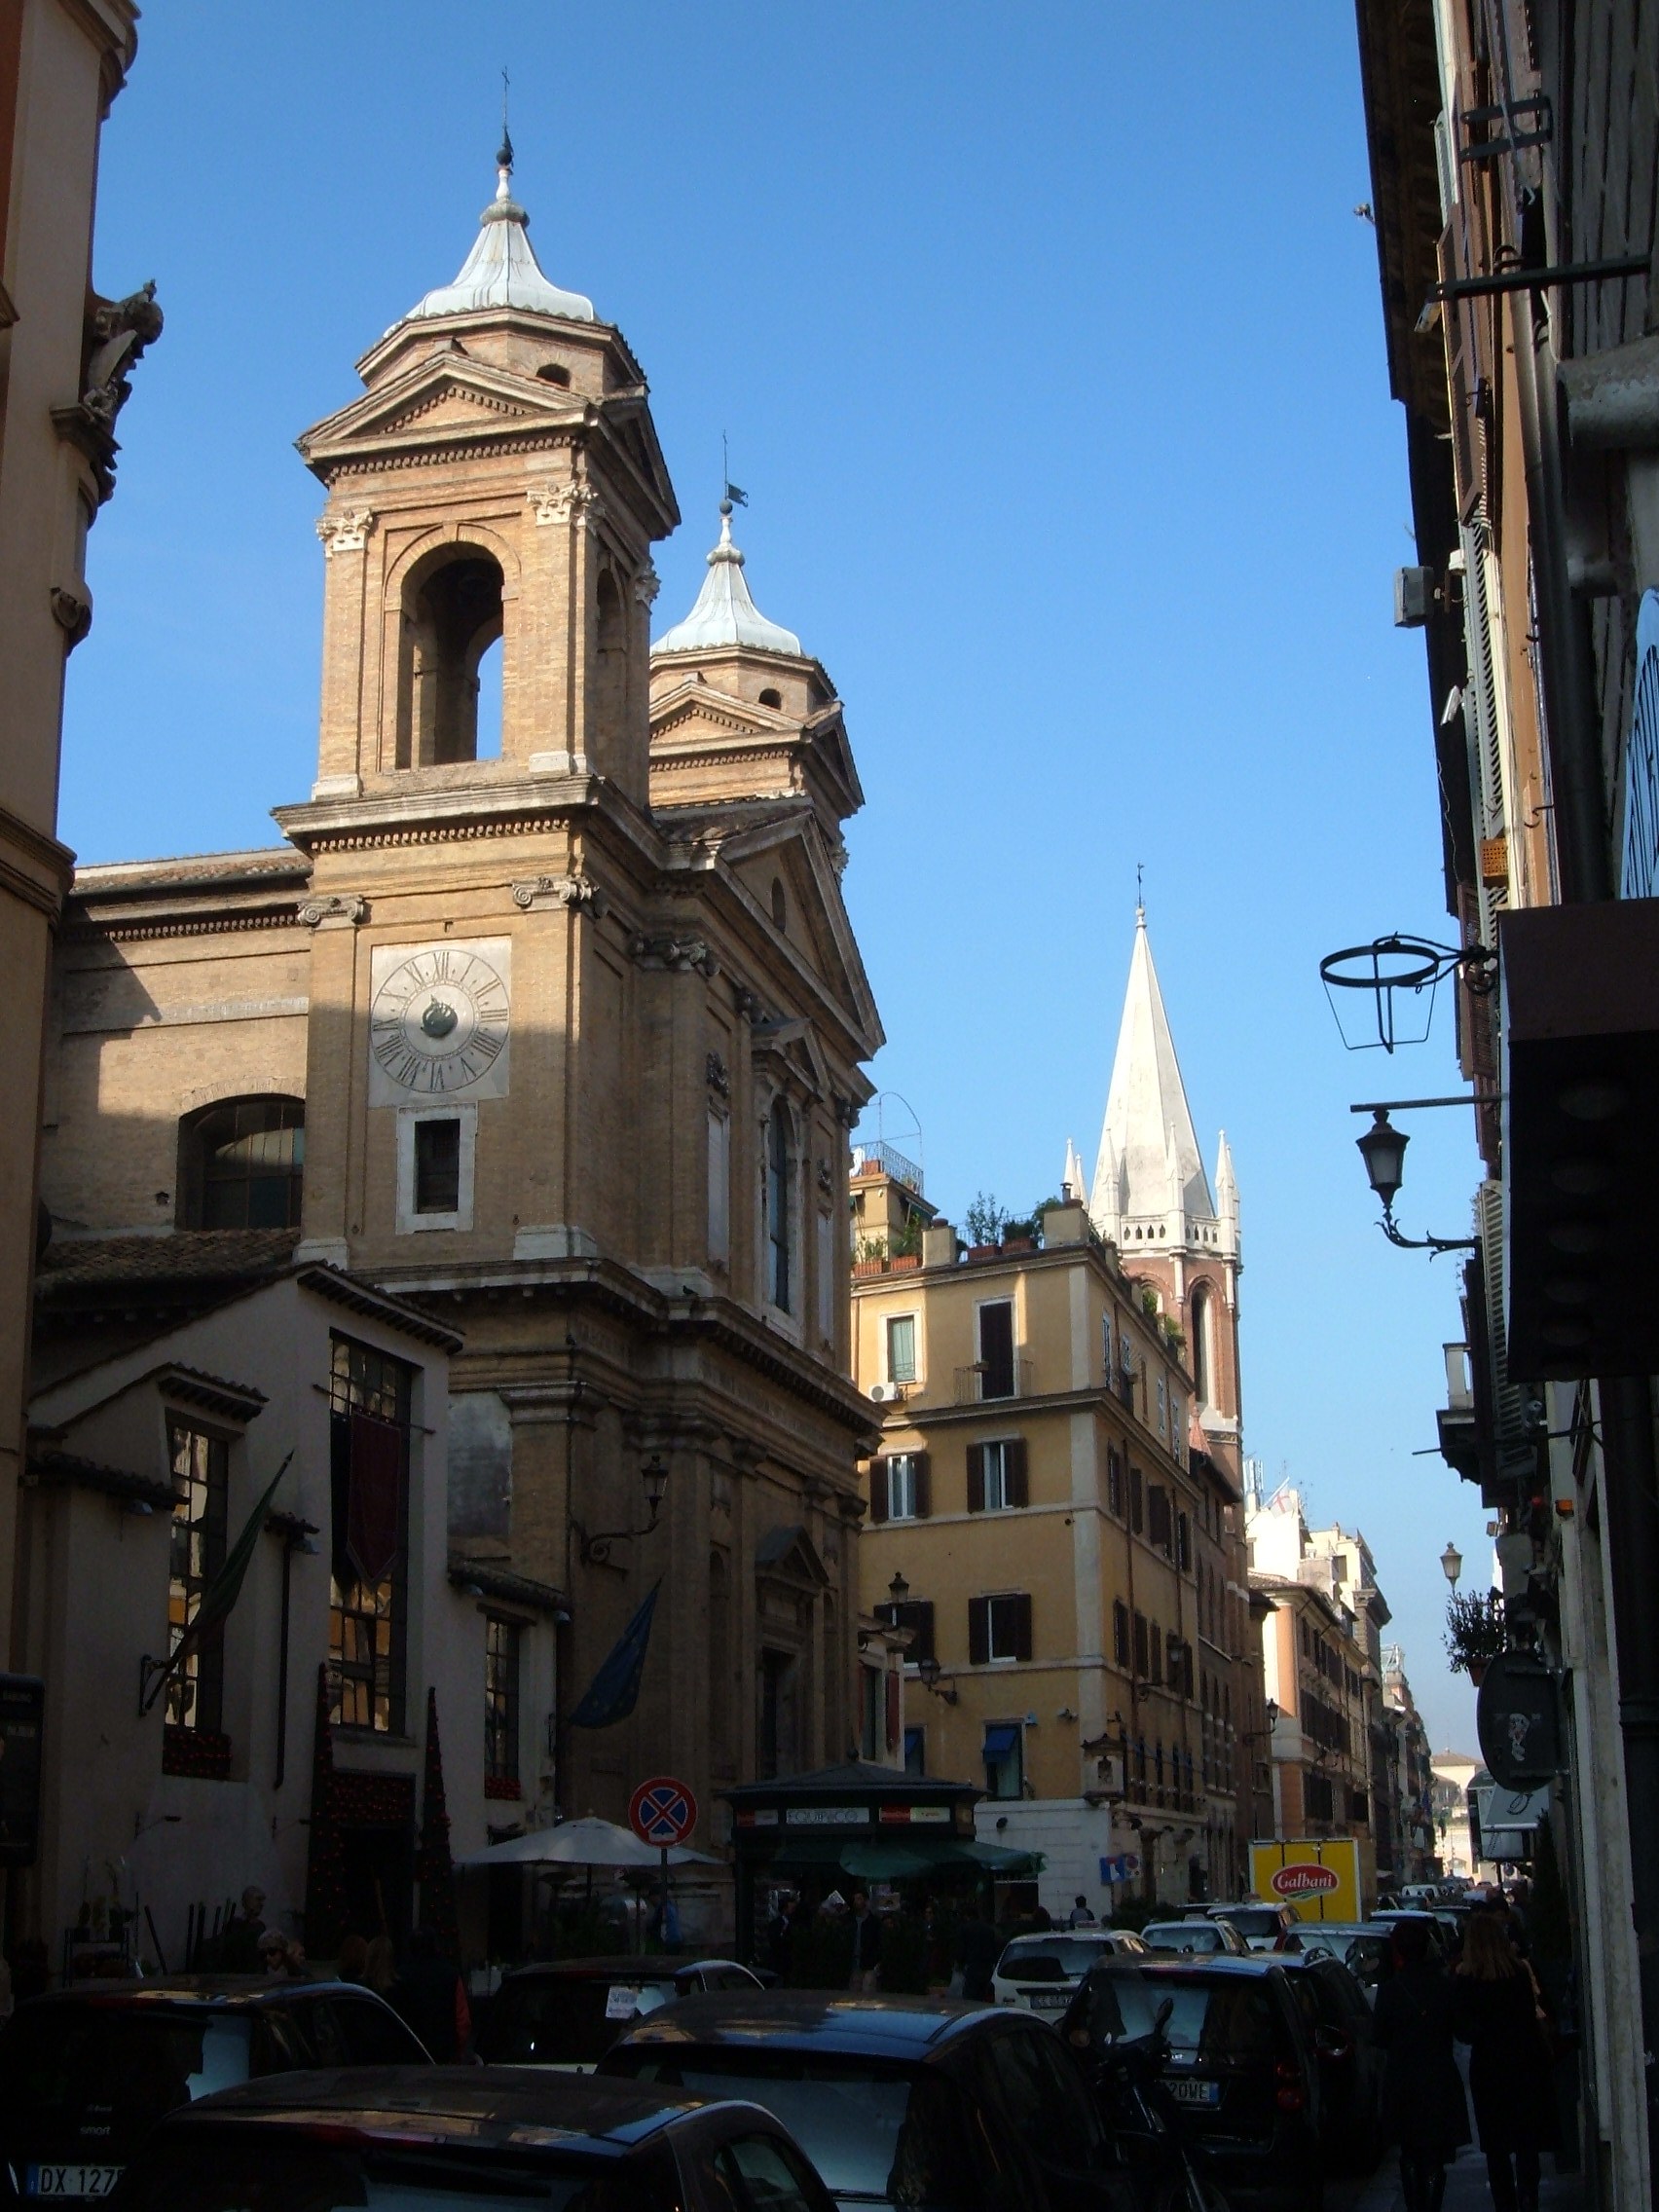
[300, 351, 578, 466]
[755, 1522, 830, 1587]
[721, 814, 883, 1057]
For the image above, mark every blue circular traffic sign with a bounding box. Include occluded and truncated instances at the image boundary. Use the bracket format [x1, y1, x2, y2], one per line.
[629, 1774, 697, 1846]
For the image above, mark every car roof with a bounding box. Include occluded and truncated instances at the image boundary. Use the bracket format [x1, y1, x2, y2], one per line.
[608, 1989, 1004, 2058]
[165, 2066, 728, 2155]
[1000, 1928, 1120, 1948]
[499, 1958, 735, 1985]
[1090, 1953, 1283, 1980]
[12, 1979, 387, 2016]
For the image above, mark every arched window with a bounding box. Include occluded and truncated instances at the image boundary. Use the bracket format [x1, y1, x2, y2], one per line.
[1191, 1284, 1212, 1405]
[595, 567, 626, 741]
[768, 1098, 793, 1312]
[398, 545, 504, 766]
[178, 1097, 304, 1229]
[770, 877, 787, 931]
[758, 686, 782, 710]
[474, 633, 503, 759]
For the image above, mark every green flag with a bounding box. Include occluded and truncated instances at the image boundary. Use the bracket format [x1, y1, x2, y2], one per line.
[144, 1452, 292, 1714]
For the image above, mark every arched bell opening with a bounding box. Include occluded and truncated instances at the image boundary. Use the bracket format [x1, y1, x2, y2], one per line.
[397, 544, 505, 767]
[594, 564, 627, 747]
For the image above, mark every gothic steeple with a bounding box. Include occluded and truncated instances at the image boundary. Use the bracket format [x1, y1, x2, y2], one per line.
[1088, 904, 1215, 1248]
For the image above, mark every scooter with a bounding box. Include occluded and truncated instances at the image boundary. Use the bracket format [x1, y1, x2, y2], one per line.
[1070, 1994, 1234, 2212]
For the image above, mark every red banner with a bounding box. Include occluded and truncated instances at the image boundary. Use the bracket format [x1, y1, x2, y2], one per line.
[347, 1414, 401, 1585]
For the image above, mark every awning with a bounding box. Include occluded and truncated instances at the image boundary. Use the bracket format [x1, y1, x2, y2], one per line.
[763, 1834, 1043, 1881]
[982, 1724, 1020, 1759]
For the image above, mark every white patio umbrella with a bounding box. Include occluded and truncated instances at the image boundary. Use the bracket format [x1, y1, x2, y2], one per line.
[455, 1815, 717, 1870]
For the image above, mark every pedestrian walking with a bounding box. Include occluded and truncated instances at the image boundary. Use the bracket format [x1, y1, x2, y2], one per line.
[393, 1926, 472, 2061]
[847, 1886, 882, 1994]
[1454, 1912, 1558, 2212]
[1069, 1894, 1097, 1927]
[1373, 1915, 1470, 2212]
[219, 1885, 269, 1972]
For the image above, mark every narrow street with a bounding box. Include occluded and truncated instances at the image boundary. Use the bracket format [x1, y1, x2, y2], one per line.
[1334, 2152, 1582, 2212]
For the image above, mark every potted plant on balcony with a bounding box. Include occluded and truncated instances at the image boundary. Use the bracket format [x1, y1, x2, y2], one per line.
[853, 1235, 888, 1277]
[964, 1193, 1008, 1261]
[889, 1213, 924, 1272]
[1444, 1588, 1506, 1685]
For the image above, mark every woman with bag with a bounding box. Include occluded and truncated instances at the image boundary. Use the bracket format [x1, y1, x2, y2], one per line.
[1374, 1916, 1471, 2212]
[1453, 1912, 1559, 2212]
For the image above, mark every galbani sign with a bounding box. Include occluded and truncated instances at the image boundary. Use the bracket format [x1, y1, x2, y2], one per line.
[1270, 1862, 1340, 1899]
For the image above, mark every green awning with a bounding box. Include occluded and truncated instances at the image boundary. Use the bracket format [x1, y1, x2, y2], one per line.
[760, 1834, 1044, 1882]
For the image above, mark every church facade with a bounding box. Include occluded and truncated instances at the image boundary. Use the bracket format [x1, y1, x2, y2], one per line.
[31, 142, 883, 1939]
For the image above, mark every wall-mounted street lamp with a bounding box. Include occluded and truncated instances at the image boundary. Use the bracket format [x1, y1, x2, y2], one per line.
[575, 1454, 670, 1567]
[1352, 1107, 1480, 1256]
[916, 1656, 959, 1707]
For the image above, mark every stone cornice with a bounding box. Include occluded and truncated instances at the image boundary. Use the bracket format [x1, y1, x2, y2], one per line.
[0, 800, 76, 918]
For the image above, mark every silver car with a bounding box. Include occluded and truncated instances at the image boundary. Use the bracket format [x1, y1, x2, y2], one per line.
[990, 1927, 1147, 2013]
[1139, 1916, 1249, 1956]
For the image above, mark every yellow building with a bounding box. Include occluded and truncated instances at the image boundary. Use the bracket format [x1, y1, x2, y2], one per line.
[853, 912, 1264, 1912]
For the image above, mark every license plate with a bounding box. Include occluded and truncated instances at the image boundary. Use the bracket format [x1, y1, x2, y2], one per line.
[1169, 2080, 1222, 2108]
[1025, 1990, 1069, 2008]
[25, 2169, 124, 2198]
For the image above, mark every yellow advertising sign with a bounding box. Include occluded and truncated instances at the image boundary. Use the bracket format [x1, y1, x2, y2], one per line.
[1249, 1837, 1362, 1923]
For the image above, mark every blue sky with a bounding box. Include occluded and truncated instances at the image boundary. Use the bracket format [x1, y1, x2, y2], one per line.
[69, 2, 1491, 1750]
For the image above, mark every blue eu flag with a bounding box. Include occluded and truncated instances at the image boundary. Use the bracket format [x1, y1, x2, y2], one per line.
[569, 1582, 661, 1729]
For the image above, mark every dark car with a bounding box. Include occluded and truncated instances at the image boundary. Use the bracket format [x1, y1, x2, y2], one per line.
[601, 1988, 1138, 2211]
[1068, 1957, 1323, 2212]
[475, 1956, 764, 2071]
[105, 2066, 837, 2211]
[1272, 1951, 1383, 2168]
[0, 1979, 429, 2202]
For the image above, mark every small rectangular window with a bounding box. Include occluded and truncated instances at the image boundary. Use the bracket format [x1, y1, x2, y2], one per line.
[887, 1313, 918, 1383]
[1130, 1464, 1144, 1535]
[414, 1117, 461, 1213]
[1157, 1376, 1167, 1436]
[882, 1599, 935, 1666]
[1113, 1600, 1129, 1666]
[1102, 1313, 1113, 1377]
[888, 1453, 917, 1520]
[166, 1421, 229, 1735]
[1106, 1445, 1124, 1518]
[485, 1616, 520, 1788]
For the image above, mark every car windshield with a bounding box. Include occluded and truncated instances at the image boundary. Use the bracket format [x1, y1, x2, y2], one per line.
[0, 2008, 251, 2129]
[1141, 1925, 1222, 1952]
[1085, 1972, 1283, 2061]
[612, 2048, 960, 2202]
[483, 1978, 675, 2065]
[1215, 1910, 1282, 1940]
[117, 2138, 645, 2212]
[998, 1936, 1118, 1979]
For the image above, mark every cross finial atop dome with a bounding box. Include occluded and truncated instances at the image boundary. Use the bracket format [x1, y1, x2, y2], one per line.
[653, 498, 803, 658]
[393, 130, 596, 331]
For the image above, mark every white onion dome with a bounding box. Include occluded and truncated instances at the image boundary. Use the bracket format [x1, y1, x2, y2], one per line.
[653, 500, 802, 657]
[395, 136, 595, 332]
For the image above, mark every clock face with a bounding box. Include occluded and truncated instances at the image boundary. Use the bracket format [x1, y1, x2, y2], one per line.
[368, 938, 512, 1103]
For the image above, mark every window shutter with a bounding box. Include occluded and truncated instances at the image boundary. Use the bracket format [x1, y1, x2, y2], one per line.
[1013, 1593, 1033, 1663]
[914, 1601, 936, 1666]
[966, 1445, 985, 1515]
[1006, 1438, 1029, 1509]
[869, 1461, 889, 1526]
[912, 1451, 931, 1519]
[968, 1598, 990, 1666]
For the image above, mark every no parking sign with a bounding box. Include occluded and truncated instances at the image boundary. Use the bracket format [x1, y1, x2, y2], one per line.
[629, 1775, 697, 1847]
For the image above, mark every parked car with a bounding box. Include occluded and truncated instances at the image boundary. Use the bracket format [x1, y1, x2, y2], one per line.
[602, 1988, 1140, 2210]
[1369, 1909, 1455, 1958]
[1184, 1903, 1301, 1953]
[1066, 1957, 1323, 2211]
[1278, 1923, 1388, 2003]
[0, 1979, 429, 2203]
[1272, 1951, 1383, 2168]
[474, 1956, 764, 2071]
[1141, 1919, 1249, 1958]
[106, 2066, 837, 2212]
[991, 1928, 1148, 2012]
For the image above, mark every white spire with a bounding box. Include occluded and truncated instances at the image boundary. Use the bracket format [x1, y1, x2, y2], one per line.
[1062, 1137, 1088, 1206]
[397, 140, 595, 332]
[653, 500, 802, 657]
[1088, 905, 1214, 1245]
[1216, 1131, 1240, 1259]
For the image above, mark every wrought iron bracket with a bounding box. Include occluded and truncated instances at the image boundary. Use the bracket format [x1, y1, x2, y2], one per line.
[1376, 1205, 1480, 1259]
[138, 1652, 169, 1718]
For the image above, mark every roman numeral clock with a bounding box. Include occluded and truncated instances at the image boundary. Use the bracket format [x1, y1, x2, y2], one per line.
[367, 940, 512, 1104]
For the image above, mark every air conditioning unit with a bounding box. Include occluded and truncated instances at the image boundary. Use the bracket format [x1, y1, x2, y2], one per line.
[868, 1382, 892, 1403]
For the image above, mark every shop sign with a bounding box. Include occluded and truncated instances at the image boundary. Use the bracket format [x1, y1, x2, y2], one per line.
[878, 1804, 950, 1825]
[735, 1808, 779, 1829]
[1477, 1653, 1561, 1789]
[785, 1805, 866, 1827]
[1098, 1852, 1140, 1884]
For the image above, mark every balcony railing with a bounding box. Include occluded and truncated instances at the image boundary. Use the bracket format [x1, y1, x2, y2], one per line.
[954, 1358, 1035, 1405]
[851, 1141, 924, 1194]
